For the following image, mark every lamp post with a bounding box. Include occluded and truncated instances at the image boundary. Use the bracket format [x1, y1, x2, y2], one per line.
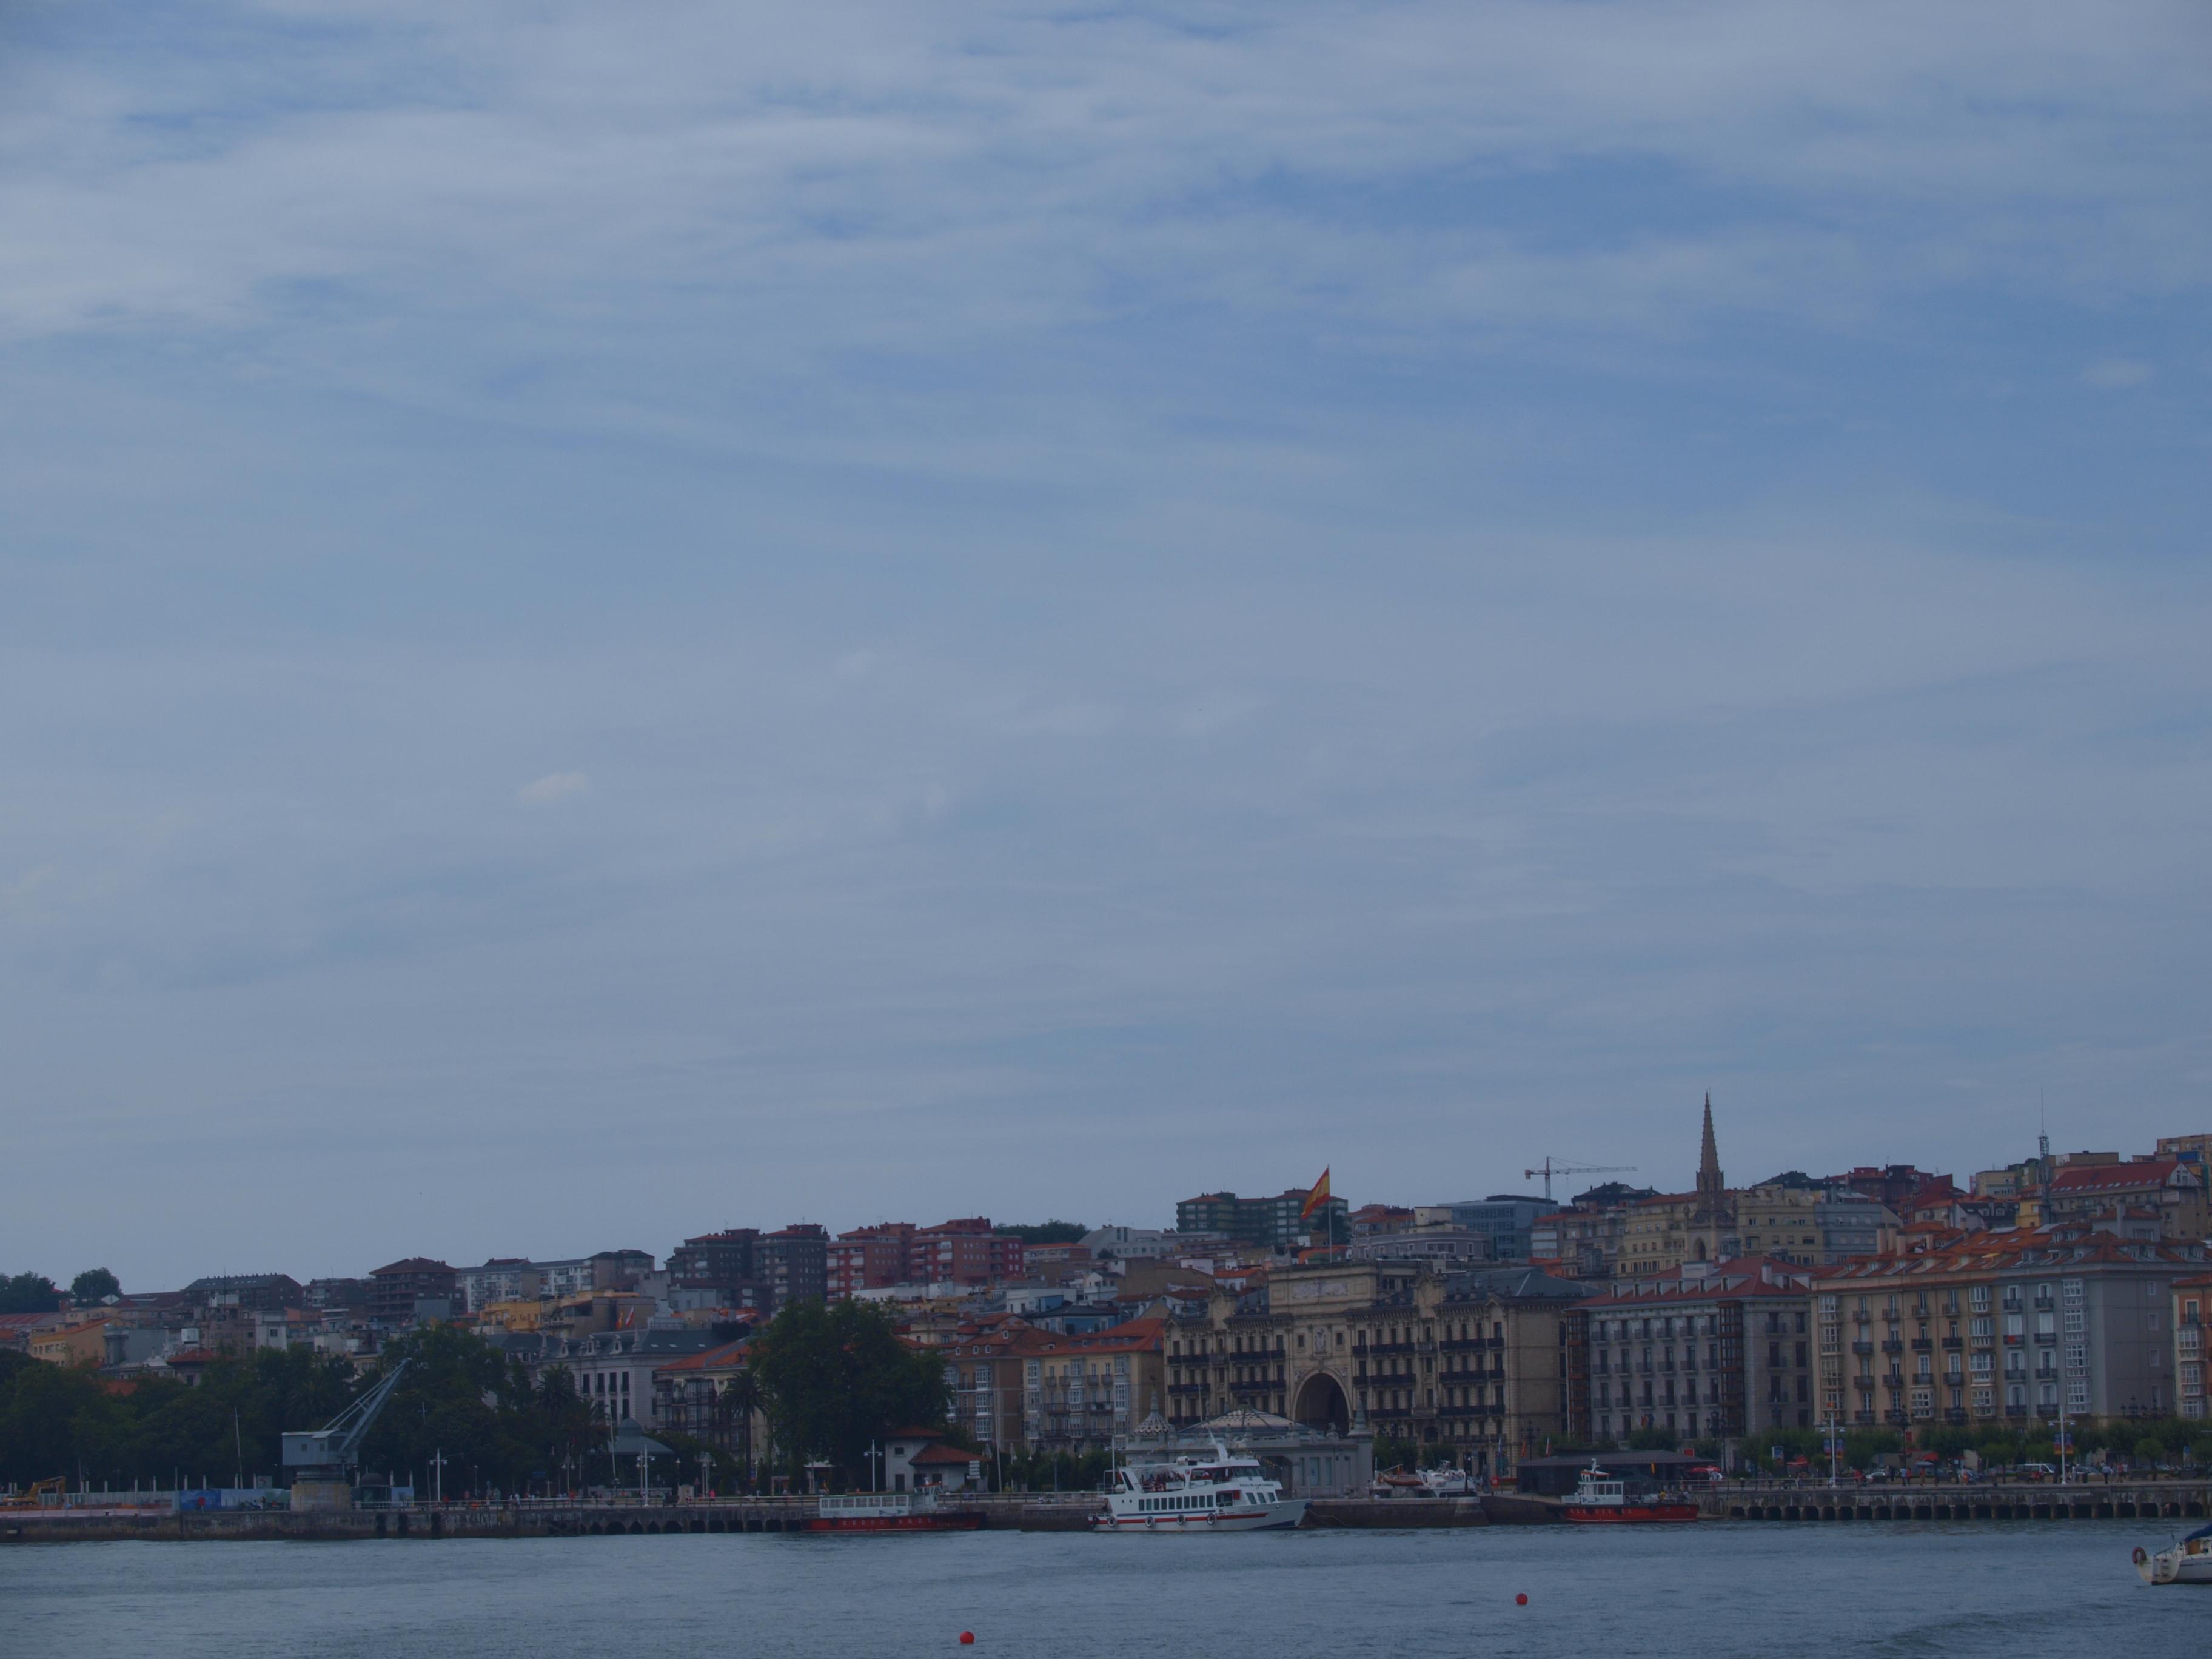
[427, 1449, 447, 1506]
[864, 1441, 883, 1493]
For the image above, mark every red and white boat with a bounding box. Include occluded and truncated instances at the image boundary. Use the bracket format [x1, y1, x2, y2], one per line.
[808, 1490, 984, 1533]
[1561, 1463, 1699, 1524]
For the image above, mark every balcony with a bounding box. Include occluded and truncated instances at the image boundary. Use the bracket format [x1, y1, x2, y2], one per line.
[2033, 1332, 2057, 1346]
[1851, 1342, 1874, 1356]
[2005, 1404, 2028, 1418]
[2033, 1298, 2054, 1313]
[1941, 1337, 1962, 1350]
[1943, 1407, 1968, 1425]
[1909, 1338, 1932, 1352]
[1880, 1339, 1904, 1355]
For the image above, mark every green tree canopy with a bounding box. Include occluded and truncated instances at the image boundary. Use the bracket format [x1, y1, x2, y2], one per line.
[0, 1272, 63, 1313]
[71, 1268, 121, 1303]
[748, 1299, 948, 1484]
[999, 1221, 1088, 1245]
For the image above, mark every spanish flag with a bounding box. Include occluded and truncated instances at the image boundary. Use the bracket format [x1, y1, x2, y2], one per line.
[1299, 1167, 1332, 1221]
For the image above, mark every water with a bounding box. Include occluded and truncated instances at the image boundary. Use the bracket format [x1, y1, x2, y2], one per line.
[1, 1522, 2197, 1657]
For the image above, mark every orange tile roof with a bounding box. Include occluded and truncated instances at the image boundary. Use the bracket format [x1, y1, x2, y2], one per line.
[655, 1339, 750, 1373]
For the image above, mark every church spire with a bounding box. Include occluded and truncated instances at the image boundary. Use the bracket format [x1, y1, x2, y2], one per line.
[1694, 1093, 1726, 1220]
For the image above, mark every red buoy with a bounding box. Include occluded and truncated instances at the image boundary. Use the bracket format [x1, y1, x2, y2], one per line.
[1515, 1594, 1528, 1606]
[960, 1635, 975, 1646]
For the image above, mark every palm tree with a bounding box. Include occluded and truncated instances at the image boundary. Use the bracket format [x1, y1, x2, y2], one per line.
[720, 1369, 762, 1490]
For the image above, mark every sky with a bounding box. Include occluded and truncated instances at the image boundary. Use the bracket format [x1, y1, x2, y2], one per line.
[3, 1, 2209, 1290]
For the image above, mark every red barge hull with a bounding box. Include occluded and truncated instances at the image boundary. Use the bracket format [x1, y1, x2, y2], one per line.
[1564, 1503, 1700, 1524]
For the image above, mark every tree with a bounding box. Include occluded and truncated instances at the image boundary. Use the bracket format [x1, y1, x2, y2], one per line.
[748, 1299, 949, 1486]
[0, 1273, 62, 1314]
[70, 1269, 121, 1304]
[999, 1221, 1088, 1245]
[717, 1367, 763, 1486]
[1373, 1432, 1423, 1470]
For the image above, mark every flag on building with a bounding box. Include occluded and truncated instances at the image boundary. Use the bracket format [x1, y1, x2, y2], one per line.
[1299, 1167, 1332, 1221]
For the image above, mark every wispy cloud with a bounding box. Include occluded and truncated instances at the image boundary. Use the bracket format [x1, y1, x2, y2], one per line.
[0, 1, 2206, 1281]
[2082, 357, 2154, 388]
[517, 771, 589, 806]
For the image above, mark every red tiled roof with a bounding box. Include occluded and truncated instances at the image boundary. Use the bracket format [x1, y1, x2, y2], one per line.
[2049, 1161, 2193, 1193]
[1584, 1257, 1814, 1309]
[655, 1340, 750, 1373]
[1815, 1224, 2204, 1281]
[910, 1443, 978, 1466]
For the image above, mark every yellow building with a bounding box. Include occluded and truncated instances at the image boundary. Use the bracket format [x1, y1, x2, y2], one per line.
[472, 1298, 547, 1333]
[28, 1317, 113, 1368]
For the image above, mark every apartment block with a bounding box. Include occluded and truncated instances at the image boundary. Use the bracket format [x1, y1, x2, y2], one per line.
[1577, 1257, 1818, 1443]
[1815, 1227, 2207, 1430]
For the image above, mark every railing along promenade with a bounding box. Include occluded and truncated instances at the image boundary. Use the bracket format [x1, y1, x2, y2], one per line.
[10, 1481, 2210, 1541]
[1702, 1475, 2212, 1523]
[0, 1491, 1104, 1543]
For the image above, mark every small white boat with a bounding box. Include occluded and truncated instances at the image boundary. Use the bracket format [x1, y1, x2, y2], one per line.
[2135, 1525, 2212, 1585]
[1369, 1466, 1473, 1498]
[1095, 1441, 1306, 1532]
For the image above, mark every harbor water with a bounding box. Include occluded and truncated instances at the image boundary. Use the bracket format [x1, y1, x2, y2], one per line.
[2, 1521, 2200, 1657]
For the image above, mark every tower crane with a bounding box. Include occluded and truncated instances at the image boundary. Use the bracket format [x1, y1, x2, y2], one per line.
[283, 1359, 410, 1503]
[1524, 1158, 1638, 1205]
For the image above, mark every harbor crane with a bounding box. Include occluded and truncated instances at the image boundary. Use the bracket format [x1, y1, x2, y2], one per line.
[282, 1359, 410, 1496]
[1524, 1157, 1638, 1205]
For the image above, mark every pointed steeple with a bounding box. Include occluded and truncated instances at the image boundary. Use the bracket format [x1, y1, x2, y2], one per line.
[1693, 1093, 1726, 1221]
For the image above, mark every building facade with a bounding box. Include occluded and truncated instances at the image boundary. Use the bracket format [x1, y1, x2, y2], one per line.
[367, 1259, 458, 1326]
[1175, 1190, 1351, 1251]
[2034, 1159, 2208, 1242]
[756, 1225, 829, 1309]
[1814, 1228, 2207, 1430]
[2174, 1275, 2210, 1423]
[1163, 1260, 1587, 1478]
[1577, 1257, 1818, 1443]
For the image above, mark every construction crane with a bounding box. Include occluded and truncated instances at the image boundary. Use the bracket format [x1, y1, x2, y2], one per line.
[282, 1359, 411, 1492]
[1524, 1157, 1638, 1205]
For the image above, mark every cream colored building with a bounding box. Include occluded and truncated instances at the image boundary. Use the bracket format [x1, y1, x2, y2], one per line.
[1165, 1259, 1586, 1478]
[1816, 1227, 2206, 1429]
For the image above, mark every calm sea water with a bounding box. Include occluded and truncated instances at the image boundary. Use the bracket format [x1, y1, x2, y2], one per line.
[1, 1521, 2198, 1657]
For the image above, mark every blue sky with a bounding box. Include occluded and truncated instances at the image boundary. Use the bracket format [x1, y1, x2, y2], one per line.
[3, 1, 2208, 1287]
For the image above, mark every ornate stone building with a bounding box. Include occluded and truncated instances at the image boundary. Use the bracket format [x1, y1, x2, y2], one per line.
[1164, 1258, 1588, 1478]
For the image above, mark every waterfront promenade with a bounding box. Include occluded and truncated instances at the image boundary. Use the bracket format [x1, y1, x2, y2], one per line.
[8, 1480, 2210, 1542]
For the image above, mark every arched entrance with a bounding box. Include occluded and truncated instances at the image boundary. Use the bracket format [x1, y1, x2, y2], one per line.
[1292, 1372, 1349, 1435]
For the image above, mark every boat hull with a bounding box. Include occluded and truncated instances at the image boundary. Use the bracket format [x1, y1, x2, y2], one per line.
[1564, 1503, 1700, 1524]
[2136, 1545, 2212, 1585]
[1093, 1499, 1309, 1533]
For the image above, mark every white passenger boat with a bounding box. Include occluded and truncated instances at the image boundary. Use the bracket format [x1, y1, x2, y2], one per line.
[2135, 1524, 2212, 1585]
[1094, 1441, 1306, 1532]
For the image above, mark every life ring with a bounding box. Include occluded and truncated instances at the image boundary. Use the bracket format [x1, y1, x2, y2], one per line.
[2133, 1546, 2148, 1565]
